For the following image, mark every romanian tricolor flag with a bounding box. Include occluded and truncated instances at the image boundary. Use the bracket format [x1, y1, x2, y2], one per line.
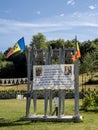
[6, 37, 25, 58]
[72, 42, 81, 62]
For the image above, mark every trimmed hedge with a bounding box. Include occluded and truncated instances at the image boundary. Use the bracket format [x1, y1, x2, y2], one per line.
[0, 90, 26, 99]
[0, 89, 84, 99]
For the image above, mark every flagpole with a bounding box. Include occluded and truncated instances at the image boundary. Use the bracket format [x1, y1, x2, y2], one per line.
[74, 35, 81, 122]
[75, 35, 77, 45]
[26, 47, 31, 117]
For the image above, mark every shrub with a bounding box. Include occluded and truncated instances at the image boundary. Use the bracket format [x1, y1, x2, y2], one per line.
[82, 89, 98, 111]
[0, 89, 26, 99]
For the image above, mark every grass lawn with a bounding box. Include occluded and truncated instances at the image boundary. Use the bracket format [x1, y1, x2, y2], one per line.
[0, 99, 98, 130]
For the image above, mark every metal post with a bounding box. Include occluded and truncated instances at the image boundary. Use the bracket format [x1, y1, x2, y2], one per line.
[45, 47, 52, 116]
[58, 89, 61, 118]
[59, 48, 63, 64]
[44, 89, 48, 117]
[49, 89, 52, 116]
[61, 90, 65, 115]
[45, 47, 51, 65]
[48, 47, 52, 116]
[58, 48, 63, 118]
[58, 48, 65, 117]
[26, 47, 31, 117]
[33, 90, 37, 115]
[74, 59, 80, 121]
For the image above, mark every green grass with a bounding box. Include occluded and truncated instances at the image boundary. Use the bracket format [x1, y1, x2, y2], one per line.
[0, 99, 98, 130]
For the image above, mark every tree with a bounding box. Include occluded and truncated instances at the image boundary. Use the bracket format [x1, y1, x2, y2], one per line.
[48, 39, 65, 49]
[0, 61, 15, 78]
[30, 33, 47, 49]
[80, 52, 97, 79]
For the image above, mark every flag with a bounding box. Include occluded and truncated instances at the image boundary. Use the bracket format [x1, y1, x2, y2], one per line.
[6, 37, 25, 58]
[72, 42, 81, 62]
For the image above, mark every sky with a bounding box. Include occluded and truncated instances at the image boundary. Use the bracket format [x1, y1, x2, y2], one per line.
[0, 0, 98, 52]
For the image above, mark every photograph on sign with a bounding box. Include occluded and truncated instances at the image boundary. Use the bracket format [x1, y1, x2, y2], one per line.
[64, 65, 72, 75]
[35, 67, 43, 76]
[33, 64, 74, 90]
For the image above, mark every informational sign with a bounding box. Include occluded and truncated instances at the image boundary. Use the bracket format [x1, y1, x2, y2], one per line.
[33, 64, 74, 90]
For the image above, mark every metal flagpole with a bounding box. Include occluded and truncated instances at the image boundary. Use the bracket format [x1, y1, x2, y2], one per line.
[26, 47, 31, 117]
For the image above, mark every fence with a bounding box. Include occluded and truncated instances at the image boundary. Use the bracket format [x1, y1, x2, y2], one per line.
[0, 78, 27, 85]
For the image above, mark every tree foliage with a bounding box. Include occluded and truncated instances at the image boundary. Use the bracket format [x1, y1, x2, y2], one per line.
[48, 39, 65, 49]
[82, 89, 98, 111]
[80, 52, 97, 78]
[30, 33, 47, 49]
[0, 33, 98, 78]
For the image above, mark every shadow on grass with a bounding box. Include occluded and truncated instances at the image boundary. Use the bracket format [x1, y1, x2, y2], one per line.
[94, 75, 98, 78]
[80, 108, 98, 113]
[0, 118, 32, 128]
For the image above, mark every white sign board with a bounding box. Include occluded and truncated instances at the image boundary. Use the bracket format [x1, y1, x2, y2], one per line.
[33, 64, 74, 90]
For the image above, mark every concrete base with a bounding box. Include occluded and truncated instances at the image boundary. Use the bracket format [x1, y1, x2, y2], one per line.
[21, 115, 82, 122]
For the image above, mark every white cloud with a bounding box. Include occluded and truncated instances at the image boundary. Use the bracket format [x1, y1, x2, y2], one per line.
[71, 12, 82, 18]
[1, 10, 98, 52]
[89, 5, 96, 10]
[60, 13, 64, 17]
[36, 11, 41, 15]
[71, 11, 98, 21]
[67, 0, 75, 6]
[0, 18, 63, 35]
[1, 11, 98, 35]
[0, 18, 62, 28]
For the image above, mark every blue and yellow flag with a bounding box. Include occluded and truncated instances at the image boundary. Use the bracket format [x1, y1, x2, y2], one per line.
[7, 37, 25, 58]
